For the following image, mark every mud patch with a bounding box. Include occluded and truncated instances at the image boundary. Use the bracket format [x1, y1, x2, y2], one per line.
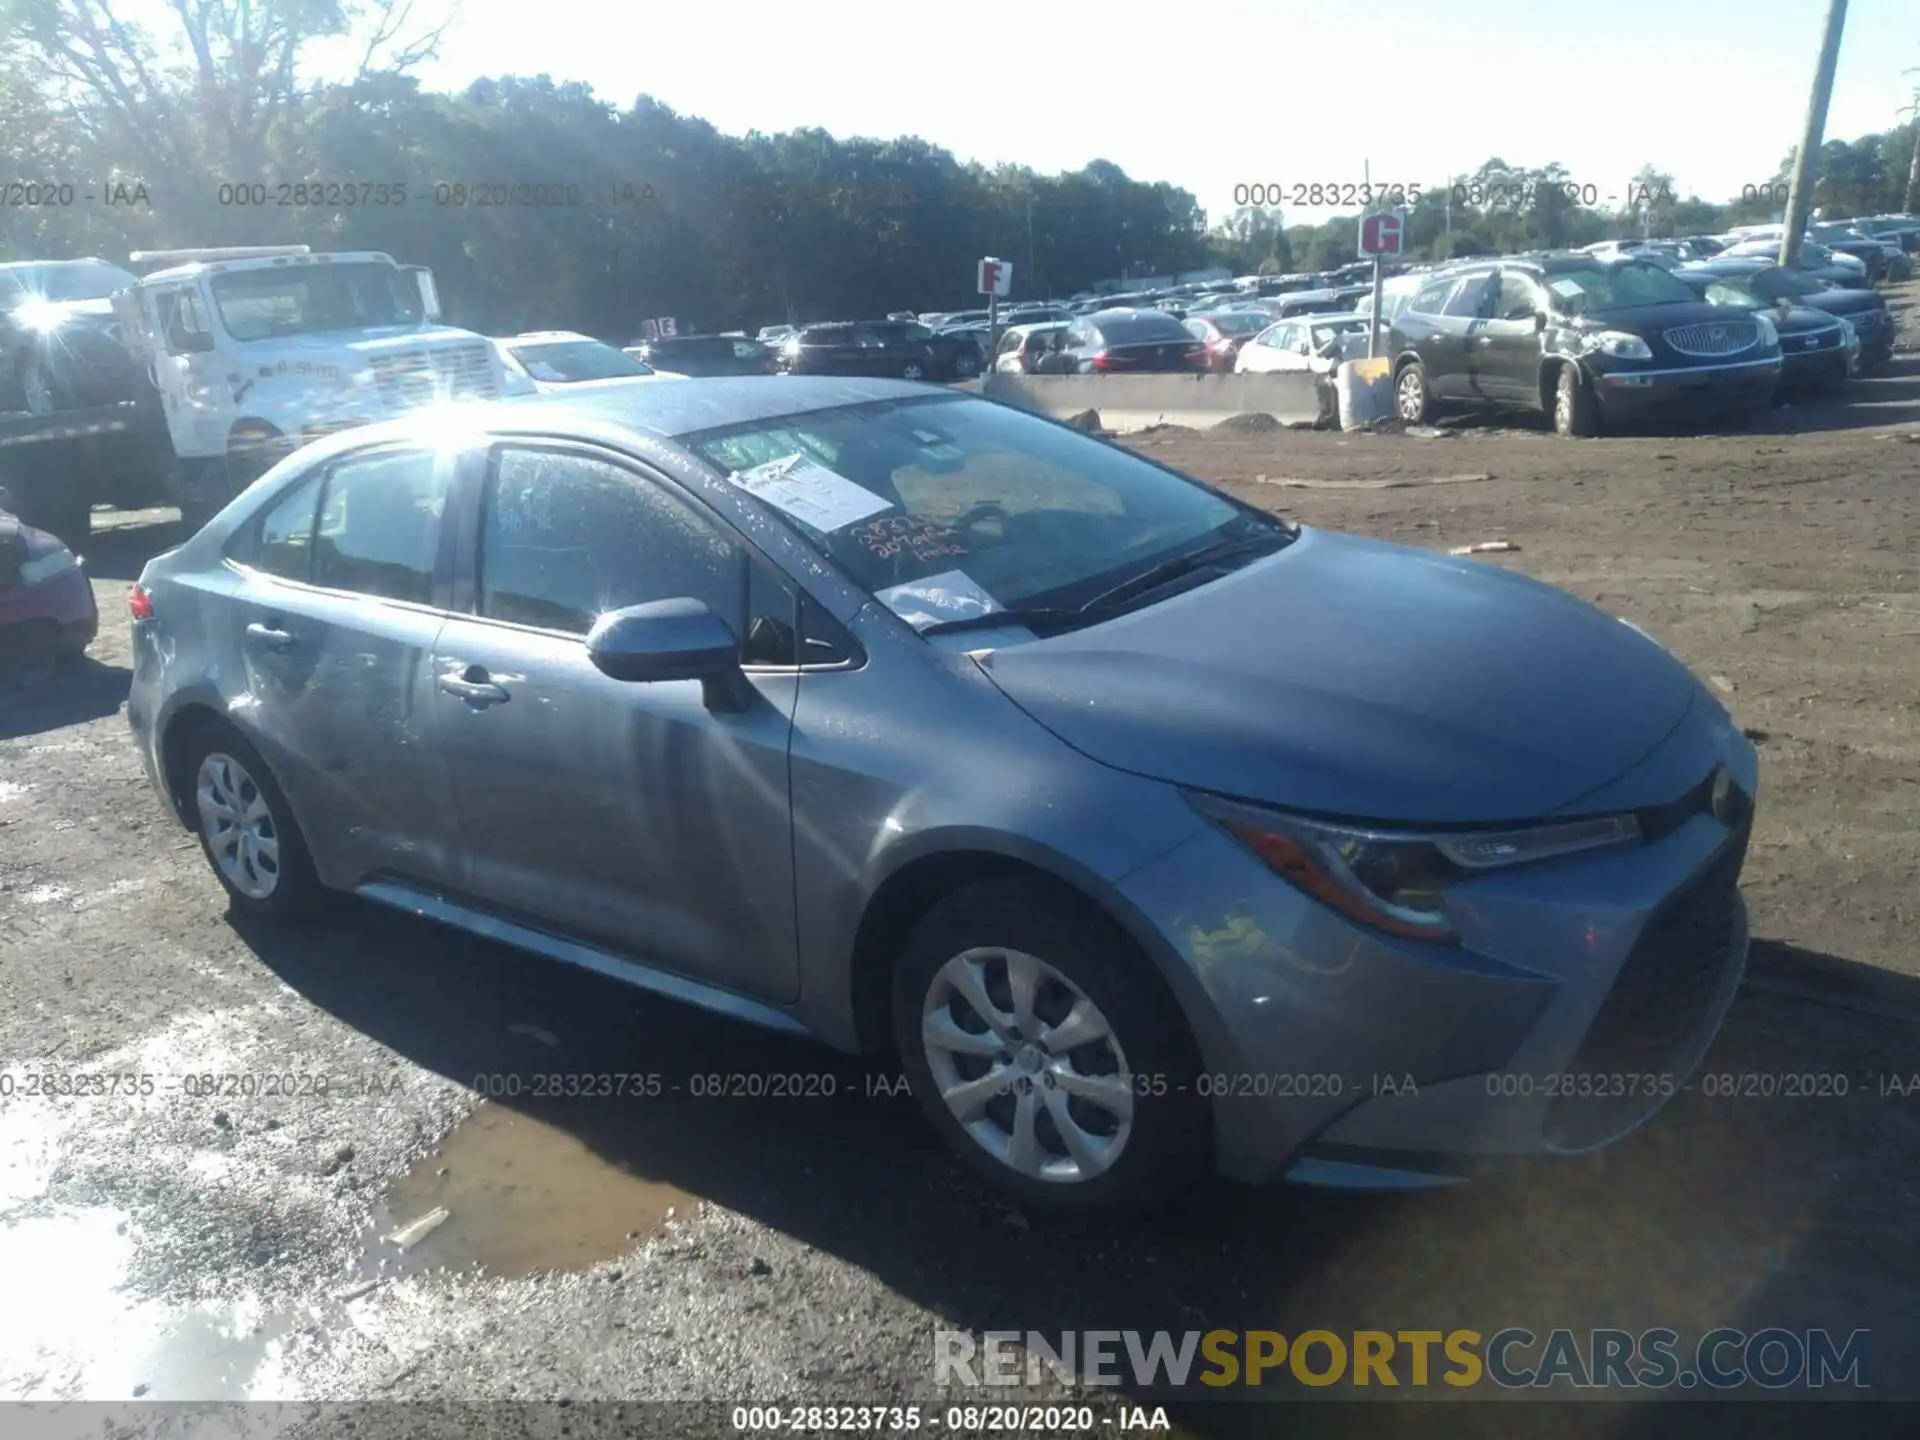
[366, 1102, 690, 1279]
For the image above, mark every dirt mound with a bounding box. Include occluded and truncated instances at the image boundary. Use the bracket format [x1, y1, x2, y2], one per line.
[1212, 411, 1284, 435]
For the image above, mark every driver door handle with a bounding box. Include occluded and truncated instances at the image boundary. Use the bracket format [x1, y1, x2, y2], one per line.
[244, 621, 295, 649]
[438, 671, 510, 706]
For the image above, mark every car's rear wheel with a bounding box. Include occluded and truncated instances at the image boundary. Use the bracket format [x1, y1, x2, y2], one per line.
[1394, 361, 1431, 423]
[891, 878, 1207, 1214]
[1554, 363, 1599, 437]
[183, 725, 321, 920]
[902, 360, 926, 381]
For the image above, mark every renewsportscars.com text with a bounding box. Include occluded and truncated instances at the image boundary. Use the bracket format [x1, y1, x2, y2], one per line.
[935, 1327, 1870, 1391]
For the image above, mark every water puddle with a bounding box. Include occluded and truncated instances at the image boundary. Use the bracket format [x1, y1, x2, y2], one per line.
[365, 1102, 691, 1279]
[0, 1207, 301, 1400]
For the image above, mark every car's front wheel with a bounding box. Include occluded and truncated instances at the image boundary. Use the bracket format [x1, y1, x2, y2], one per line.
[1554, 363, 1599, 437]
[892, 878, 1207, 1214]
[183, 725, 323, 920]
[1394, 360, 1431, 423]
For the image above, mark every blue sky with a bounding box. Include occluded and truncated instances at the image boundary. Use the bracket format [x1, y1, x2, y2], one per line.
[396, 0, 1915, 223]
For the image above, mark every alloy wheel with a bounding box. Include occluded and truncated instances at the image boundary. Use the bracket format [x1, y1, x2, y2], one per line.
[22, 364, 55, 416]
[903, 362, 925, 380]
[921, 946, 1134, 1183]
[195, 750, 281, 900]
[1396, 370, 1424, 421]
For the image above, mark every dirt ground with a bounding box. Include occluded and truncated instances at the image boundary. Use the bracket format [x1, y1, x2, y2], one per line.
[3, 304, 1919, 1435]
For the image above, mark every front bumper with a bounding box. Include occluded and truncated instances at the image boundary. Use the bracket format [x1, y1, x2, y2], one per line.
[1778, 343, 1852, 388]
[1113, 715, 1758, 1186]
[1591, 356, 1780, 419]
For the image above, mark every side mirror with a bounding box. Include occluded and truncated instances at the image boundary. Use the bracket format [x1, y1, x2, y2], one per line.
[585, 598, 755, 712]
[405, 266, 442, 322]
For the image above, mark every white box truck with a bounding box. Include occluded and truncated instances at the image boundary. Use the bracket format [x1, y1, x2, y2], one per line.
[0, 245, 508, 542]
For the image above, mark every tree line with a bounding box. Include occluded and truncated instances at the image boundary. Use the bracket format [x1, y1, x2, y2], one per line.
[3, 1, 1916, 338]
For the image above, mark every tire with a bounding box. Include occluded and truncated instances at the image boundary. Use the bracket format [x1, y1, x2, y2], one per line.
[180, 723, 323, 921]
[902, 361, 926, 381]
[19, 350, 79, 417]
[953, 350, 980, 378]
[1394, 360, 1432, 424]
[1553, 363, 1599, 438]
[891, 877, 1207, 1214]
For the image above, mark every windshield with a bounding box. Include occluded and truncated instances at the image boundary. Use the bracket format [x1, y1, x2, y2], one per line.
[1310, 318, 1368, 342]
[1747, 268, 1831, 301]
[1544, 261, 1698, 311]
[508, 340, 653, 381]
[681, 394, 1286, 624]
[0, 261, 138, 303]
[1700, 282, 1766, 311]
[209, 261, 424, 339]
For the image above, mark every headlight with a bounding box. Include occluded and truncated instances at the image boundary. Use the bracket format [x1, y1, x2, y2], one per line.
[1752, 311, 1779, 345]
[1836, 317, 1858, 347]
[1186, 792, 1643, 943]
[1592, 330, 1652, 360]
[19, 546, 79, 585]
[9, 298, 68, 333]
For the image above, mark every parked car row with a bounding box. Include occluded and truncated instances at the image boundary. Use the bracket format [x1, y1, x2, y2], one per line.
[1383, 248, 1895, 436]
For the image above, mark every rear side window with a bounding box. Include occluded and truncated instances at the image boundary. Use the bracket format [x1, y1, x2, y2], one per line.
[1407, 279, 1457, 317]
[245, 472, 325, 581]
[311, 450, 447, 604]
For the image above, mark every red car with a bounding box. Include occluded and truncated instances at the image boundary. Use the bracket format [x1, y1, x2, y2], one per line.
[1183, 310, 1279, 372]
[0, 485, 98, 665]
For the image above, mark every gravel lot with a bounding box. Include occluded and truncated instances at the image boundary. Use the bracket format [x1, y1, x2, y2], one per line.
[3, 307, 1919, 1438]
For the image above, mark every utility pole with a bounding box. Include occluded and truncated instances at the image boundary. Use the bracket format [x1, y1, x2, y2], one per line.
[1780, 0, 1848, 266]
[1903, 70, 1920, 212]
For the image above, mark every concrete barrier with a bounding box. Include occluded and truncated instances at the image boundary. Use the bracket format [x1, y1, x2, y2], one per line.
[982, 372, 1322, 431]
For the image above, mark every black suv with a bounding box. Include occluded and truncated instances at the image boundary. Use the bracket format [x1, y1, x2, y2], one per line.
[777, 321, 978, 381]
[1388, 255, 1783, 436]
[629, 334, 776, 376]
[0, 258, 150, 414]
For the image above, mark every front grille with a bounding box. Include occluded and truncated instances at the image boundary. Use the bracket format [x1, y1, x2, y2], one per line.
[1661, 320, 1761, 357]
[367, 343, 500, 408]
[1541, 824, 1750, 1151]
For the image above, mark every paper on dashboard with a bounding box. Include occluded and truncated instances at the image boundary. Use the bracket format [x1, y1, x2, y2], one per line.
[726, 453, 893, 532]
[874, 570, 1004, 629]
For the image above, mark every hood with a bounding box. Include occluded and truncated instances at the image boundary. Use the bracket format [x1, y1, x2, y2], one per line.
[342, 325, 489, 355]
[971, 529, 1701, 825]
[1794, 287, 1885, 317]
[1571, 300, 1732, 331]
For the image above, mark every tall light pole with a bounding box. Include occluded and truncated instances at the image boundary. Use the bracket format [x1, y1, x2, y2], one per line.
[1780, 0, 1848, 266]
[1902, 69, 1920, 213]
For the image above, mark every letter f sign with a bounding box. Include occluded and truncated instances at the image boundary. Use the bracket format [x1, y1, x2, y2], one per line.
[979, 258, 1005, 295]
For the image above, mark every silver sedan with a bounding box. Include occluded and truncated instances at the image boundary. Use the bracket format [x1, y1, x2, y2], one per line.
[125, 378, 1758, 1212]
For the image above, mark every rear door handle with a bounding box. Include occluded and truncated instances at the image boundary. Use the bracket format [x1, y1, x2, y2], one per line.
[245, 621, 295, 649]
[438, 672, 510, 706]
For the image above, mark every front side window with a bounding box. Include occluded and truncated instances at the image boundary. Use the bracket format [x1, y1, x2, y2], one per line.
[1441, 275, 1494, 319]
[1494, 274, 1542, 321]
[311, 450, 447, 604]
[682, 394, 1288, 623]
[478, 449, 744, 638]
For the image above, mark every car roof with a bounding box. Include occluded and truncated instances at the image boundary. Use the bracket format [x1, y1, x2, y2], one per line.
[314, 377, 948, 458]
[501, 331, 599, 345]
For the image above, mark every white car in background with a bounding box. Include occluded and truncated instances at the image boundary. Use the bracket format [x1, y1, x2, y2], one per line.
[1235, 314, 1372, 374]
[492, 331, 678, 396]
